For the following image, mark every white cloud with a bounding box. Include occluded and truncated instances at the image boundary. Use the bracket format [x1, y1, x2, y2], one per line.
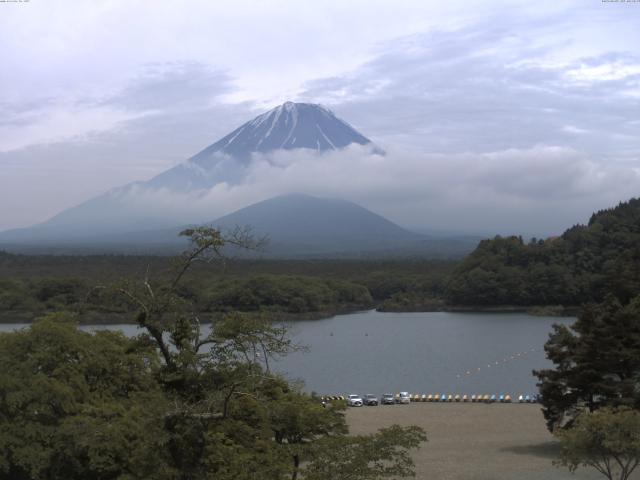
[1, 1, 640, 233]
[110, 145, 640, 237]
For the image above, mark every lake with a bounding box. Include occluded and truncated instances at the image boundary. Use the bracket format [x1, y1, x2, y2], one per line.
[0, 310, 572, 397]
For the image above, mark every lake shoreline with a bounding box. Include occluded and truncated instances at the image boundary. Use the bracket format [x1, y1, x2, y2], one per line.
[0, 303, 579, 324]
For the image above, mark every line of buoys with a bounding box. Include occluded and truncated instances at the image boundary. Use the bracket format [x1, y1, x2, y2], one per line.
[456, 348, 540, 380]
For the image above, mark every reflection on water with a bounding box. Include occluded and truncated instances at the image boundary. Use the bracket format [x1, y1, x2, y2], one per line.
[0, 310, 572, 396]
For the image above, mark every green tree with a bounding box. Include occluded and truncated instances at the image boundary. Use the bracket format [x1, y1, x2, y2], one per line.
[303, 425, 427, 480]
[535, 295, 640, 431]
[0, 314, 173, 480]
[555, 407, 640, 480]
[94, 227, 427, 479]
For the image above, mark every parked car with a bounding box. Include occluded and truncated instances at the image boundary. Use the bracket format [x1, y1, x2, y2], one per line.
[381, 393, 395, 405]
[396, 391, 411, 404]
[347, 394, 363, 407]
[363, 394, 379, 406]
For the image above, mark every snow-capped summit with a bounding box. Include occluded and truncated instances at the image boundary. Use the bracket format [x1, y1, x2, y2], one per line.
[221, 101, 372, 154]
[147, 101, 380, 190]
[0, 102, 383, 241]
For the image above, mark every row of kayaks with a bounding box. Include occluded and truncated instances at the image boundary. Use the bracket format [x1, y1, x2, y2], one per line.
[405, 394, 539, 403]
[322, 394, 539, 403]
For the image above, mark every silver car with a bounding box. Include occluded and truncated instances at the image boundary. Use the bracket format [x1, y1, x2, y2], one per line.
[396, 391, 411, 404]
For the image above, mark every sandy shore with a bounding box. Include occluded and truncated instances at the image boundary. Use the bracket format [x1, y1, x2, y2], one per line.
[347, 402, 633, 480]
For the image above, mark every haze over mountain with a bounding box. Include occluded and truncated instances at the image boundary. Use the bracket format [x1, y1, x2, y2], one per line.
[0, 194, 481, 258]
[0, 103, 383, 243]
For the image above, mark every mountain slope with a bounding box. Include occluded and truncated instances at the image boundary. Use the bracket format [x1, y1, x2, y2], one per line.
[0, 194, 481, 258]
[0, 102, 381, 242]
[211, 193, 420, 255]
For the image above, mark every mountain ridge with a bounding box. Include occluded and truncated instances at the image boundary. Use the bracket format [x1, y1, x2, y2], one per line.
[0, 102, 382, 241]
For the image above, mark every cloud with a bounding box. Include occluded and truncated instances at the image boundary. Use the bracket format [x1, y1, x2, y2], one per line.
[1, 2, 639, 233]
[301, 24, 640, 161]
[110, 145, 640, 237]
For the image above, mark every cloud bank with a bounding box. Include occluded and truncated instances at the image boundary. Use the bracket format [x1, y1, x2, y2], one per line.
[113, 145, 640, 237]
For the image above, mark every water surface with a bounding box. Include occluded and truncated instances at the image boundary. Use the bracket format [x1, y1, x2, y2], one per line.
[0, 311, 572, 396]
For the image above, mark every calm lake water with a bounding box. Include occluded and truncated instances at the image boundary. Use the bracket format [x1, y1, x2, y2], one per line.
[0, 311, 573, 397]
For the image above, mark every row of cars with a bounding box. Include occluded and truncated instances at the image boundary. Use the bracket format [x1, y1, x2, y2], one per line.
[346, 392, 411, 406]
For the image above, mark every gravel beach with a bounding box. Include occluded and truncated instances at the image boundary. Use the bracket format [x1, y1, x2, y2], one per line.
[346, 402, 635, 480]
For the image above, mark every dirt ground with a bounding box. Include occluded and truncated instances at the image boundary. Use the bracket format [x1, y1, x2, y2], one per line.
[346, 402, 636, 480]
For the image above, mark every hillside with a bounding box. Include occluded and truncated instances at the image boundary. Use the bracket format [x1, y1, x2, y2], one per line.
[0, 194, 479, 258]
[0, 102, 382, 244]
[445, 198, 640, 306]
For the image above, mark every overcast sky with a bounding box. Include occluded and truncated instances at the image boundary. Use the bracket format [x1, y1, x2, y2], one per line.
[1, 0, 639, 235]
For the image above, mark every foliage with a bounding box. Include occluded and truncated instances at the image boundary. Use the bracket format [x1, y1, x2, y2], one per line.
[0, 228, 428, 479]
[204, 274, 373, 313]
[0, 252, 455, 321]
[535, 295, 640, 431]
[304, 425, 427, 480]
[446, 198, 640, 306]
[0, 313, 172, 480]
[555, 407, 640, 480]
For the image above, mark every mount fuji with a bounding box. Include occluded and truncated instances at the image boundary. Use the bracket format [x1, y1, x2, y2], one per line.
[148, 101, 382, 191]
[0, 102, 383, 244]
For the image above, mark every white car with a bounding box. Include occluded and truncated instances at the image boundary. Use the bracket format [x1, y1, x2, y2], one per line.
[347, 394, 363, 407]
[396, 391, 411, 404]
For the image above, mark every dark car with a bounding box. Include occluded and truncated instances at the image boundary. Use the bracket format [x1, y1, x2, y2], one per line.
[381, 393, 395, 405]
[363, 394, 378, 406]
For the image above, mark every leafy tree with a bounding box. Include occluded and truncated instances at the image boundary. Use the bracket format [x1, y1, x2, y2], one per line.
[0, 313, 173, 480]
[304, 425, 427, 480]
[535, 295, 640, 431]
[84, 226, 427, 479]
[555, 407, 640, 480]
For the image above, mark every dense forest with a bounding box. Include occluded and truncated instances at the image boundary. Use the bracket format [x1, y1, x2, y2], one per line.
[0, 253, 454, 322]
[445, 198, 640, 307]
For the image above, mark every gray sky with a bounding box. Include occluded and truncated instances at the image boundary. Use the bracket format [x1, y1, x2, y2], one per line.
[1, 0, 639, 235]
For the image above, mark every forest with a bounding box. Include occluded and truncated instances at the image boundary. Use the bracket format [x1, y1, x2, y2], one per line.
[445, 198, 640, 308]
[0, 252, 454, 322]
[3, 198, 640, 322]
